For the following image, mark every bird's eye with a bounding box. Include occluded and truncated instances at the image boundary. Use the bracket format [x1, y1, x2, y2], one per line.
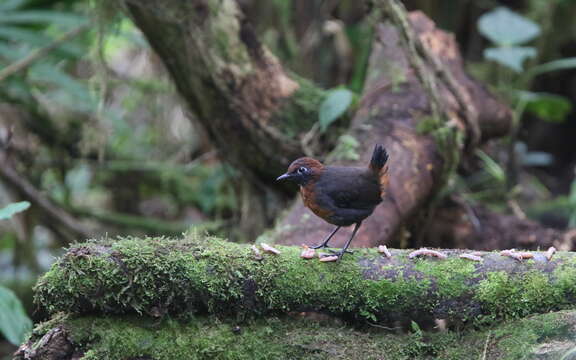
[297, 167, 308, 174]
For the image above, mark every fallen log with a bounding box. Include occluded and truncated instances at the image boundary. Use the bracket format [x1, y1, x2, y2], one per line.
[14, 311, 576, 360]
[35, 236, 576, 325]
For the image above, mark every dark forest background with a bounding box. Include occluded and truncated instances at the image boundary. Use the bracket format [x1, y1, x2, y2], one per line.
[1, 0, 576, 356]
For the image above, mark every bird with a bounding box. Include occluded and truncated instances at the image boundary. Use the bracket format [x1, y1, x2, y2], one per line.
[276, 144, 389, 260]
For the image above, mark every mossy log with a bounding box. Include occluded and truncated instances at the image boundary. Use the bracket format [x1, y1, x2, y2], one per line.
[35, 236, 576, 325]
[14, 311, 576, 360]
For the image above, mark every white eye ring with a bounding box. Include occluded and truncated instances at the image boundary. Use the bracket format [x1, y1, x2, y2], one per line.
[297, 167, 308, 174]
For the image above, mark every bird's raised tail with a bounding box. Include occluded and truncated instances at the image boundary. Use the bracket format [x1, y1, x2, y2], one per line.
[369, 144, 389, 173]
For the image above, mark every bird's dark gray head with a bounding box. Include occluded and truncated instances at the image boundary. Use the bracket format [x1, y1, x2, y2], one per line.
[276, 157, 323, 186]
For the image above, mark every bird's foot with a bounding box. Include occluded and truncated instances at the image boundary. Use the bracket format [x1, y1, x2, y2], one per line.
[310, 243, 332, 250]
[310, 244, 326, 250]
[328, 248, 353, 255]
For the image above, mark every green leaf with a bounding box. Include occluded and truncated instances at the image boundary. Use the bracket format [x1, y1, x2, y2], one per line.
[517, 91, 572, 122]
[0, 286, 32, 345]
[484, 47, 536, 72]
[0, 25, 84, 58]
[318, 88, 353, 132]
[478, 7, 540, 46]
[476, 150, 505, 184]
[530, 57, 576, 77]
[0, 201, 30, 220]
[30, 63, 95, 112]
[0, 11, 87, 27]
[0, 26, 51, 46]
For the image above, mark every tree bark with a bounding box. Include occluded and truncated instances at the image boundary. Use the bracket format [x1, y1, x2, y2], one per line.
[35, 237, 576, 325]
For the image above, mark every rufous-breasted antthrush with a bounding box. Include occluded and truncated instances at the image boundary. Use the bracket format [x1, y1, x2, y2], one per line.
[276, 144, 389, 259]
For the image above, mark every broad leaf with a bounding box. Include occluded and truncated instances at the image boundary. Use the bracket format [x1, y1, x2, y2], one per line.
[0, 201, 30, 220]
[517, 91, 572, 122]
[318, 88, 353, 132]
[484, 47, 536, 72]
[478, 7, 540, 46]
[0, 286, 32, 345]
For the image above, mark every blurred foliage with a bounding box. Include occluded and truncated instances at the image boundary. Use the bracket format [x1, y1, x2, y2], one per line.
[0, 202, 32, 347]
[0, 286, 31, 346]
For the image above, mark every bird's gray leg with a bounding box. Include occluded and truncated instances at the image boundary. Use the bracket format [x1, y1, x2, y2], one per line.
[311, 226, 341, 249]
[331, 222, 362, 260]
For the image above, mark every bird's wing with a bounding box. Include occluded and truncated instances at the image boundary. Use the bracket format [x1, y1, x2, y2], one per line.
[320, 167, 382, 209]
[332, 188, 361, 208]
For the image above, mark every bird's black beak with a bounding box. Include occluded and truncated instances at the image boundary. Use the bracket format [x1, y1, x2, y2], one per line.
[276, 173, 291, 181]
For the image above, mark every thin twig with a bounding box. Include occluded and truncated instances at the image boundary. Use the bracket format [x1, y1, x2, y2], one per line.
[0, 23, 90, 83]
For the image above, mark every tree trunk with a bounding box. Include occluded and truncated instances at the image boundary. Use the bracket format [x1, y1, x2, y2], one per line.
[35, 237, 575, 325]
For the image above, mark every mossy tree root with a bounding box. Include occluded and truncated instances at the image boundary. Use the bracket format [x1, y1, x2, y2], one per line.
[35, 236, 576, 325]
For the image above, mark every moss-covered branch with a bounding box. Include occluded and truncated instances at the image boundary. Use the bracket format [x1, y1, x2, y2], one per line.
[15, 311, 576, 360]
[35, 236, 576, 325]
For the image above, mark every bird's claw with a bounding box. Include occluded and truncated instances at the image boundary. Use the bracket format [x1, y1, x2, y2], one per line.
[328, 248, 353, 255]
[310, 244, 328, 250]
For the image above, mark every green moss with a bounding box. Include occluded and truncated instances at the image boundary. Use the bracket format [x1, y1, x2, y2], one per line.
[554, 263, 576, 298]
[476, 270, 564, 321]
[22, 311, 576, 360]
[361, 272, 430, 321]
[413, 258, 476, 299]
[328, 134, 361, 162]
[273, 74, 326, 138]
[416, 115, 442, 135]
